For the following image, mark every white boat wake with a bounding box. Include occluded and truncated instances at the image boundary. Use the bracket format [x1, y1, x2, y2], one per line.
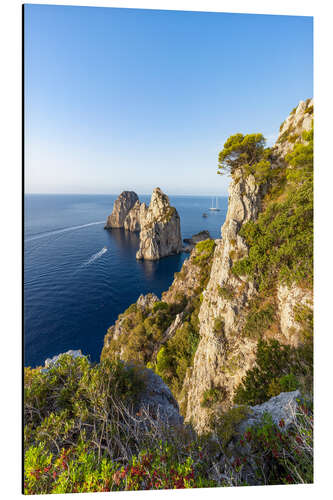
[83, 247, 108, 266]
[25, 221, 105, 242]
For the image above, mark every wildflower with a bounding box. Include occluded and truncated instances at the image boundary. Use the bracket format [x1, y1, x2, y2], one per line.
[244, 431, 252, 442]
[279, 418, 285, 428]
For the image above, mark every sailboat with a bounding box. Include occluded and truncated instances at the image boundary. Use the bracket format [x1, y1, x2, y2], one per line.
[208, 196, 220, 211]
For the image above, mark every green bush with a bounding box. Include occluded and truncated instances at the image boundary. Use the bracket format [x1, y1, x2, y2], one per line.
[234, 339, 303, 406]
[217, 284, 234, 300]
[243, 302, 276, 339]
[268, 373, 299, 398]
[201, 386, 226, 408]
[232, 174, 313, 291]
[24, 439, 216, 494]
[239, 403, 313, 485]
[212, 406, 250, 447]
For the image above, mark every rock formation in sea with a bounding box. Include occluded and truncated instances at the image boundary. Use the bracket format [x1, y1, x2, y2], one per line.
[105, 191, 139, 229]
[136, 187, 182, 260]
[183, 230, 211, 252]
[123, 200, 148, 232]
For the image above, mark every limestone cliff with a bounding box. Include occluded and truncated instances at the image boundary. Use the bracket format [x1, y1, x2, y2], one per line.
[183, 99, 313, 430]
[123, 200, 148, 232]
[105, 191, 139, 229]
[136, 188, 182, 260]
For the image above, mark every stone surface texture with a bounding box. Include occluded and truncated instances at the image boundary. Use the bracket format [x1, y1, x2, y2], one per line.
[105, 191, 139, 229]
[136, 187, 182, 260]
[124, 200, 148, 232]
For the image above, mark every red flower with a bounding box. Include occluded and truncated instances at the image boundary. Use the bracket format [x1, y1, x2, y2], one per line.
[244, 431, 252, 442]
[279, 418, 285, 428]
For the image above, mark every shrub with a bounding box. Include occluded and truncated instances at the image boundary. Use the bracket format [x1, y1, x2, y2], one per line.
[234, 339, 298, 405]
[239, 402, 313, 485]
[268, 373, 299, 398]
[212, 406, 250, 447]
[232, 174, 313, 291]
[152, 301, 169, 313]
[201, 386, 227, 408]
[243, 302, 276, 339]
[213, 317, 225, 338]
[217, 284, 234, 300]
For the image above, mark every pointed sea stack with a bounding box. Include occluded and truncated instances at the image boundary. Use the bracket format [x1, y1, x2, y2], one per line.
[136, 187, 182, 260]
[104, 191, 139, 229]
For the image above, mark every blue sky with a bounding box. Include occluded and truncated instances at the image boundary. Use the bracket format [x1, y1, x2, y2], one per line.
[24, 5, 313, 195]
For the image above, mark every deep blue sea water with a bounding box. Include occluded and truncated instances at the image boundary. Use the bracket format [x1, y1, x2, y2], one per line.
[24, 194, 228, 367]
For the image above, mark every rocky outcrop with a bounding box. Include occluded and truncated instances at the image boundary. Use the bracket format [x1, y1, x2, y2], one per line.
[183, 100, 313, 431]
[102, 293, 159, 357]
[42, 350, 182, 426]
[275, 98, 313, 157]
[42, 349, 85, 372]
[136, 292, 159, 310]
[134, 366, 183, 426]
[136, 188, 182, 260]
[105, 191, 139, 229]
[184, 170, 265, 430]
[162, 243, 212, 304]
[277, 284, 313, 347]
[183, 230, 211, 252]
[123, 200, 148, 232]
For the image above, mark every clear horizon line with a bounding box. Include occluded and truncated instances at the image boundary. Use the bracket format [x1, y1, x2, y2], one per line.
[25, 192, 229, 197]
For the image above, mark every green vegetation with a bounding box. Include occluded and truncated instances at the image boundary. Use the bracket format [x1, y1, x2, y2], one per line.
[24, 355, 218, 494]
[217, 284, 234, 300]
[218, 133, 266, 176]
[212, 406, 250, 448]
[155, 297, 201, 395]
[243, 300, 276, 339]
[24, 354, 313, 493]
[232, 126, 313, 291]
[234, 336, 312, 406]
[201, 385, 227, 408]
[102, 239, 216, 400]
[239, 404, 313, 485]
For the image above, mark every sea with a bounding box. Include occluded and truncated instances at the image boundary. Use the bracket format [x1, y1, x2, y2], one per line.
[24, 194, 228, 367]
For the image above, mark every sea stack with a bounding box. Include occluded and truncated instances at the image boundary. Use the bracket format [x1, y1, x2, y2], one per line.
[104, 191, 139, 229]
[136, 187, 182, 260]
[124, 200, 148, 232]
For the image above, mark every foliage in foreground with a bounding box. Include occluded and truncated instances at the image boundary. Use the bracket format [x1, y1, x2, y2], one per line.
[24, 354, 313, 493]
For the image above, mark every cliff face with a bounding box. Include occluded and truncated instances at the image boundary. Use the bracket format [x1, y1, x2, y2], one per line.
[123, 200, 148, 232]
[136, 188, 182, 260]
[275, 98, 313, 157]
[105, 191, 139, 229]
[184, 172, 266, 429]
[183, 100, 313, 430]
